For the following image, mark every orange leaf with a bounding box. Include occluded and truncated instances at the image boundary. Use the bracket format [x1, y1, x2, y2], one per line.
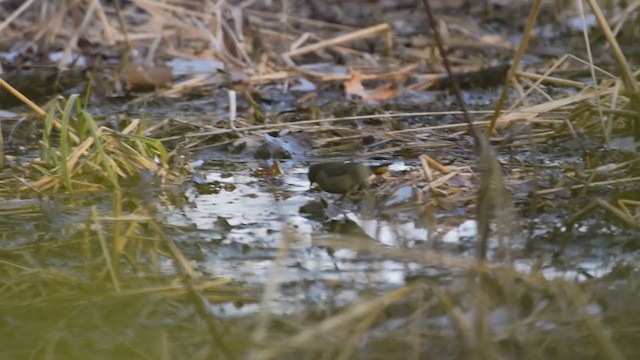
[362, 82, 403, 102]
[343, 68, 366, 97]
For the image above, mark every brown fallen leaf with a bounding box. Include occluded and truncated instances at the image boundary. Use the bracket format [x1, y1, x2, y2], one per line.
[123, 64, 173, 92]
[251, 160, 282, 177]
[343, 67, 404, 102]
[271, 160, 282, 176]
[343, 68, 367, 97]
[419, 154, 450, 175]
[364, 82, 403, 102]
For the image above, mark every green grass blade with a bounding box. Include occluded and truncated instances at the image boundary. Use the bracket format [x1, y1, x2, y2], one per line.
[121, 133, 168, 165]
[78, 107, 121, 189]
[60, 94, 79, 192]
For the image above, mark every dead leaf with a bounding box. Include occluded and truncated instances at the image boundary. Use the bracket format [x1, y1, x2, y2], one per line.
[271, 160, 282, 176]
[365, 82, 403, 101]
[343, 68, 367, 97]
[123, 64, 173, 92]
[343, 67, 404, 102]
[251, 160, 282, 177]
[419, 154, 450, 175]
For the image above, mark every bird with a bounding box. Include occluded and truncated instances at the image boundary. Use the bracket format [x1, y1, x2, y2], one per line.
[308, 162, 372, 194]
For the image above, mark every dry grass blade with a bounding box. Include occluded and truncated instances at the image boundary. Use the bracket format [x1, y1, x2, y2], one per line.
[146, 219, 195, 278]
[487, 0, 543, 134]
[335, 306, 383, 360]
[92, 206, 121, 293]
[283, 23, 392, 59]
[516, 70, 586, 89]
[253, 229, 291, 343]
[59, 94, 78, 191]
[497, 88, 609, 125]
[576, 0, 610, 141]
[435, 287, 475, 353]
[564, 283, 625, 360]
[0, 0, 37, 33]
[594, 198, 639, 229]
[534, 175, 640, 196]
[252, 283, 420, 360]
[587, 0, 640, 138]
[0, 79, 79, 143]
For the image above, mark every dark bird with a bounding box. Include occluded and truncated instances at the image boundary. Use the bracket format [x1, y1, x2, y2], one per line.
[308, 162, 372, 194]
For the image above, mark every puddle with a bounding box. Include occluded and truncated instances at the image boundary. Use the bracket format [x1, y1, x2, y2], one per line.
[145, 158, 638, 297]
